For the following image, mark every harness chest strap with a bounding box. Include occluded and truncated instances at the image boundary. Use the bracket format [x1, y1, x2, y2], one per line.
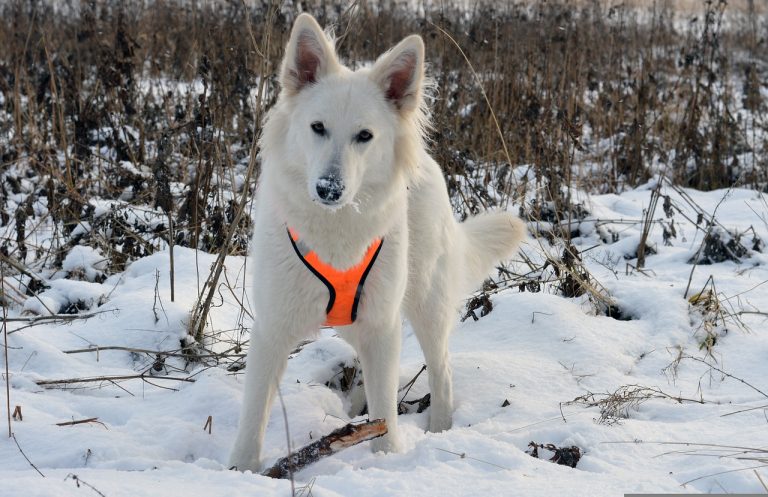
[287, 228, 384, 327]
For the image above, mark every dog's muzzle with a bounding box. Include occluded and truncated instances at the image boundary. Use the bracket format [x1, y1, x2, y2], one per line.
[315, 174, 345, 204]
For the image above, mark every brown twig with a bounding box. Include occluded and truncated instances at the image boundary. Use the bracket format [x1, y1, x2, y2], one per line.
[62, 345, 245, 361]
[56, 417, 108, 429]
[262, 419, 388, 479]
[435, 447, 511, 470]
[36, 374, 195, 387]
[755, 469, 768, 492]
[681, 463, 768, 486]
[12, 433, 45, 477]
[65, 474, 105, 497]
[682, 354, 768, 400]
[720, 403, 768, 417]
[0, 252, 48, 290]
[684, 187, 733, 299]
[6, 310, 117, 334]
[637, 179, 662, 269]
[398, 364, 427, 406]
[203, 415, 212, 434]
[2, 263, 11, 438]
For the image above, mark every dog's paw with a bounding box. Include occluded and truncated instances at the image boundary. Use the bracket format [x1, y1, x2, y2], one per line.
[428, 413, 452, 433]
[370, 432, 403, 454]
[228, 452, 262, 474]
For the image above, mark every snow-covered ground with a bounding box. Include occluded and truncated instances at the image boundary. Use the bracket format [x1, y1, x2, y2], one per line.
[2, 183, 768, 496]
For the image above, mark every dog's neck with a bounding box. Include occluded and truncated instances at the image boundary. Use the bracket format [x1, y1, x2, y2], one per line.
[265, 174, 407, 270]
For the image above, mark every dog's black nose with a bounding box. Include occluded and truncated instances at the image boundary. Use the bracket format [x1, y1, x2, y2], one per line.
[316, 176, 344, 203]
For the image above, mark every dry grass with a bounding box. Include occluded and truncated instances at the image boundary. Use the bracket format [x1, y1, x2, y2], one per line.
[0, 0, 766, 332]
[566, 384, 705, 424]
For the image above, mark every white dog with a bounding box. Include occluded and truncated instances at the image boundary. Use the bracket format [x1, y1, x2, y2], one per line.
[229, 13, 526, 472]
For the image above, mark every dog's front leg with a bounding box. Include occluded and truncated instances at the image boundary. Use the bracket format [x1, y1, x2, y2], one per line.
[350, 317, 403, 453]
[228, 323, 295, 473]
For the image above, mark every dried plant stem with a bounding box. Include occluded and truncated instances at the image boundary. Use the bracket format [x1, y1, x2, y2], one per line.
[65, 474, 105, 496]
[398, 364, 427, 406]
[276, 386, 295, 495]
[755, 469, 768, 492]
[720, 403, 768, 417]
[62, 345, 245, 360]
[427, 20, 518, 204]
[2, 263, 11, 438]
[682, 354, 768, 400]
[4, 310, 115, 323]
[637, 180, 662, 269]
[682, 463, 768, 486]
[12, 433, 45, 477]
[684, 188, 733, 299]
[188, 1, 278, 343]
[0, 253, 46, 289]
[168, 214, 175, 302]
[0, 253, 56, 315]
[36, 374, 195, 387]
[435, 447, 511, 470]
[56, 417, 106, 428]
[7, 310, 116, 334]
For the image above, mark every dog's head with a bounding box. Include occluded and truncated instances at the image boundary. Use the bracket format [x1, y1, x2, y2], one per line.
[263, 13, 427, 210]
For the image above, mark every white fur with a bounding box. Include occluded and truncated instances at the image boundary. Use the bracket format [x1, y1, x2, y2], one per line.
[229, 13, 527, 472]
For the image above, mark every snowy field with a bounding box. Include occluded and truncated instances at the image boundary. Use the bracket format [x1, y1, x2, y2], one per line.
[2, 181, 768, 496]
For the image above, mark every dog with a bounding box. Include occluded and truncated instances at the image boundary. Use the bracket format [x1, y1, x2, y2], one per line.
[229, 13, 526, 472]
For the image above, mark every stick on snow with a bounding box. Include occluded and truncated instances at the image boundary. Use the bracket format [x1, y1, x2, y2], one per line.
[261, 419, 387, 479]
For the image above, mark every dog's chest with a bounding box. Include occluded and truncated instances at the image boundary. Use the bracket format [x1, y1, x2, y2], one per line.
[252, 222, 406, 330]
[288, 229, 383, 327]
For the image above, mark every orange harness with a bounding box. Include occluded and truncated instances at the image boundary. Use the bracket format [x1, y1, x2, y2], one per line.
[288, 228, 383, 327]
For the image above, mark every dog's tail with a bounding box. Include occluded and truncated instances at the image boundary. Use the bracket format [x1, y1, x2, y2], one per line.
[460, 211, 527, 289]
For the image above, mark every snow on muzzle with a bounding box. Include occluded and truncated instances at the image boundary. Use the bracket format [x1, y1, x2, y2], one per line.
[315, 171, 345, 204]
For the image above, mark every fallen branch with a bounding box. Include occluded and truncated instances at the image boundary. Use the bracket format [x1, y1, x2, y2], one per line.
[56, 417, 107, 429]
[5, 310, 115, 323]
[62, 345, 245, 360]
[262, 419, 387, 479]
[36, 374, 195, 387]
[7, 310, 117, 334]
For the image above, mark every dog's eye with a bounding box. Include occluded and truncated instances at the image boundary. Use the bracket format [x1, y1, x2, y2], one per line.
[311, 121, 326, 136]
[356, 130, 373, 143]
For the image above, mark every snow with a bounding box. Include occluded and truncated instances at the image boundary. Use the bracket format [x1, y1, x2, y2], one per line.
[2, 186, 768, 496]
[62, 246, 108, 282]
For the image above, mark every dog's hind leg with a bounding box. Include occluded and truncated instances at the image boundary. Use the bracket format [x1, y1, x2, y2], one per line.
[228, 322, 296, 473]
[407, 301, 454, 433]
[345, 317, 403, 453]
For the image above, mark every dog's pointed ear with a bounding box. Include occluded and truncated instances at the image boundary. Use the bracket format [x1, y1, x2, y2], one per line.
[370, 35, 425, 113]
[280, 13, 340, 95]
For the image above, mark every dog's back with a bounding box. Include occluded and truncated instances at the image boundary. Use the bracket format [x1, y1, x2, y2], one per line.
[405, 148, 526, 309]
